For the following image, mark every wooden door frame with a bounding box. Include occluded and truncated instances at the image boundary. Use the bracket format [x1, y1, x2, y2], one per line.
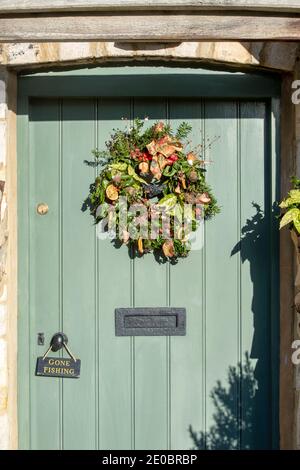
[17, 64, 281, 449]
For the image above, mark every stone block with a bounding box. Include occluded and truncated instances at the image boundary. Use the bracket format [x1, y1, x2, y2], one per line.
[0, 303, 7, 337]
[0, 122, 6, 166]
[0, 338, 7, 387]
[0, 413, 9, 450]
[0, 386, 7, 411]
[0, 41, 298, 72]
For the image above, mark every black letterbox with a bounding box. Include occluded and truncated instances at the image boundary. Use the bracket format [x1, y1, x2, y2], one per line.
[115, 307, 186, 336]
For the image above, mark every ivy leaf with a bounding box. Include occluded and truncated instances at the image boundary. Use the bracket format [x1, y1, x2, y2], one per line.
[101, 178, 110, 189]
[294, 215, 300, 234]
[127, 165, 148, 185]
[279, 189, 300, 208]
[280, 208, 300, 229]
[96, 203, 109, 219]
[172, 203, 184, 218]
[157, 194, 177, 213]
[110, 162, 128, 172]
[290, 189, 300, 198]
[163, 166, 177, 177]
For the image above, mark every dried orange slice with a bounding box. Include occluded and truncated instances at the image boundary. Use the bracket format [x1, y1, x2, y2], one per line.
[106, 184, 119, 201]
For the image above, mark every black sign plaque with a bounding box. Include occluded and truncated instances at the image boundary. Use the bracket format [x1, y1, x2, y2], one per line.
[36, 356, 81, 378]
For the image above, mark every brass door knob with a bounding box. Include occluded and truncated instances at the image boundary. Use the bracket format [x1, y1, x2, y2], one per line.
[36, 203, 49, 215]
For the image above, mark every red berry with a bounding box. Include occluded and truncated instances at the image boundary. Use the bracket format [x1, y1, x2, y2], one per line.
[168, 154, 178, 163]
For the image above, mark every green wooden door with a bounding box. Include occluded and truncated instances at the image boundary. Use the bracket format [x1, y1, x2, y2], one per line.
[18, 66, 280, 450]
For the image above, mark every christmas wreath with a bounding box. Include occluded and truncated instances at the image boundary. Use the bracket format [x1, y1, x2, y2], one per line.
[85, 119, 219, 259]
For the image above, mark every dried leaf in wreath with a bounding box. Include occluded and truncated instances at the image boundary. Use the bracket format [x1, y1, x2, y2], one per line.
[150, 157, 162, 180]
[138, 237, 144, 254]
[162, 240, 175, 258]
[146, 140, 157, 156]
[197, 192, 211, 204]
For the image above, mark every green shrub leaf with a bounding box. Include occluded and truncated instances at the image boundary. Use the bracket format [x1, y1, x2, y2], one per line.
[280, 208, 300, 229]
[279, 189, 300, 208]
[294, 216, 300, 234]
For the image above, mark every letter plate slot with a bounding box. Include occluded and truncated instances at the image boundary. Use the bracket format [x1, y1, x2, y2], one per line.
[115, 308, 186, 336]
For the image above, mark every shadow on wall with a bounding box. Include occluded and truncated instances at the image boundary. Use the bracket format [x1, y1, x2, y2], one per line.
[190, 203, 279, 450]
[189, 352, 256, 450]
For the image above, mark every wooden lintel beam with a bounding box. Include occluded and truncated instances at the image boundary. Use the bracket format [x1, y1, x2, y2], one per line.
[0, 12, 300, 42]
[1, 1, 300, 15]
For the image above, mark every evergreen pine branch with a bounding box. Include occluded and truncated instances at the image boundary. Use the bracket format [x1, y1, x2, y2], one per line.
[176, 122, 192, 140]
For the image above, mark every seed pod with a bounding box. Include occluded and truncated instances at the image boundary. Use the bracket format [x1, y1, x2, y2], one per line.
[124, 186, 135, 196]
[179, 175, 187, 189]
[184, 192, 196, 204]
[112, 173, 122, 184]
[139, 161, 149, 174]
[187, 152, 197, 165]
[189, 170, 198, 182]
[175, 184, 181, 194]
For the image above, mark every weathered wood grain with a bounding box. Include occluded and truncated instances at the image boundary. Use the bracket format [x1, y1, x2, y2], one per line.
[279, 74, 296, 450]
[1, 0, 300, 14]
[0, 12, 300, 42]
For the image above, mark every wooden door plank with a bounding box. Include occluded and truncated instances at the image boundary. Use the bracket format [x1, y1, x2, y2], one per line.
[270, 99, 280, 448]
[133, 98, 169, 450]
[204, 101, 240, 449]
[239, 102, 272, 449]
[60, 99, 97, 449]
[169, 99, 204, 450]
[29, 99, 62, 450]
[97, 98, 133, 450]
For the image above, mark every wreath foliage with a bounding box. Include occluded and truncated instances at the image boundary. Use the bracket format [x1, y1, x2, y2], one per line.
[86, 118, 220, 259]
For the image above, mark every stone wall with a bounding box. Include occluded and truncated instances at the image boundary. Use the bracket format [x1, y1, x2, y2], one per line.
[0, 67, 9, 449]
[0, 41, 299, 71]
[0, 40, 298, 450]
